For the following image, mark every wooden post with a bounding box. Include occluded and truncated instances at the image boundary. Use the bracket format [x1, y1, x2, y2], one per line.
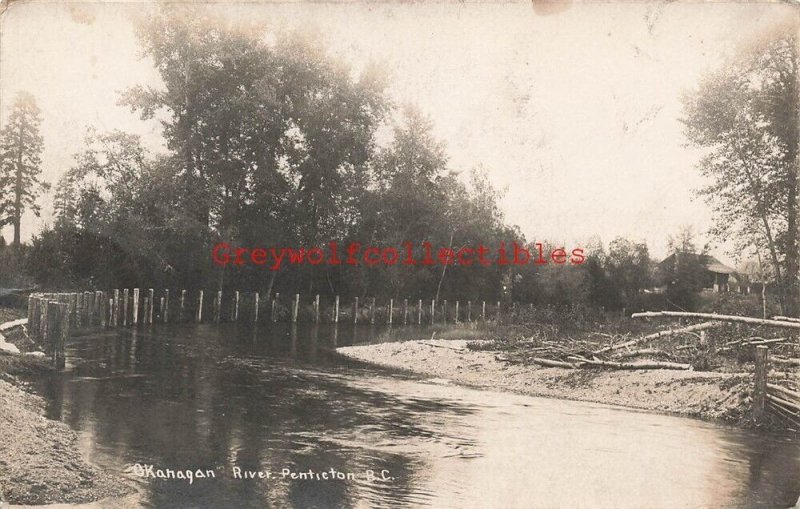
[403, 299, 408, 325]
[70, 293, 78, 327]
[163, 290, 169, 323]
[496, 301, 501, 322]
[122, 289, 129, 326]
[107, 298, 113, 328]
[314, 294, 320, 323]
[370, 297, 376, 325]
[143, 297, 150, 325]
[353, 297, 359, 324]
[443, 300, 448, 324]
[388, 299, 393, 325]
[113, 289, 120, 327]
[467, 301, 472, 322]
[180, 289, 186, 322]
[753, 345, 768, 425]
[160, 297, 165, 323]
[95, 291, 102, 326]
[100, 293, 107, 328]
[292, 294, 299, 323]
[196, 290, 204, 322]
[27, 295, 35, 335]
[418, 299, 422, 325]
[482, 301, 486, 321]
[133, 288, 140, 325]
[148, 289, 154, 325]
[454, 301, 459, 324]
[253, 293, 259, 323]
[40, 298, 48, 340]
[333, 295, 339, 323]
[56, 302, 68, 369]
[271, 296, 277, 322]
[214, 290, 222, 323]
[430, 299, 435, 325]
[232, 291, 239, 321]
[83, 291, 91, 326]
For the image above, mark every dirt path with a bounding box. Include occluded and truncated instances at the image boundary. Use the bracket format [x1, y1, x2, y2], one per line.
[337, 339, 755, 425]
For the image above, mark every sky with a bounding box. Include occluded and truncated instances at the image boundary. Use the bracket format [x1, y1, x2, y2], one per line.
[0, 1, 795, 260]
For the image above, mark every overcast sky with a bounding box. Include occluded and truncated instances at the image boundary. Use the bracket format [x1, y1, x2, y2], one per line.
[0, 1, 794, 260]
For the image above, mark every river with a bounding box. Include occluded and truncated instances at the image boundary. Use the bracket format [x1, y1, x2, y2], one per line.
[39, 323, 800, 508]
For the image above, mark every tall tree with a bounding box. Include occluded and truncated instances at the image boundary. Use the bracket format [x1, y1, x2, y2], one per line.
[0, 91, 48, 247]
[682, 23, 799, 315]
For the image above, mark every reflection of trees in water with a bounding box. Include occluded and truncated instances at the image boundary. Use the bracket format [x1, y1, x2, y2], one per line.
[44, 325, 800, 508]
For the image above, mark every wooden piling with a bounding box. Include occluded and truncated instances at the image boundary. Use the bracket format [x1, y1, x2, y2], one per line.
[467, 301, 472, 322]
[100, 293, 107, 328]
[122, 289, 129, 326]
[27, 296, 35, 336]
[83, 291, 91, 326]
[159, 297, 165, 323]
[232, 291, 239, 321]
[143, 296, 151, 325]
[113, 289, 120, 327]
[418, 299, 422, 325]
[403, 299, 408, 325]
[333, 295, 339, 323]
[430, 300, 435, 325]
[107, 298, 113, 327]
[314, 294, 320, 323]
[40, 298, 48, 340]
[353, 297, 359, 324]
[148, 289, 154, 324]
[753, 345, 768, 425]
[292, 294, 299, 323]
[214, 290, 222, 323]
[496, 301, 501, 322]
[271, 296, 277, 322]
[443, 300, 448, 324]
[163, 289, 170, 323]
[370, 297, 376, 325]
[197, 290, 204, 322]
[482, 301, 486, 321]
[455, 301, 459, 323]
[70, 293, 78, 327]
[388, 299, 393, 325]
[253, 293, 260, 323]
[133, 288, 140, 325]
[180, 290, 186, 322]
[56, 302, 68, 369]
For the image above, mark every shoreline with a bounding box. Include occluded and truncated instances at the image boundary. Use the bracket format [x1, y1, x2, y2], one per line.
[337, 339, 757, 427]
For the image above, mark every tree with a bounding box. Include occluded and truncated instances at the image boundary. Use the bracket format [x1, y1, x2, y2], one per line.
[682, 23, 799, 315]
[0, 91, 48, 247]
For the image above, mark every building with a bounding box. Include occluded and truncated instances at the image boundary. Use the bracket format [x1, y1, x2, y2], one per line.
[657, 253, 738, 293]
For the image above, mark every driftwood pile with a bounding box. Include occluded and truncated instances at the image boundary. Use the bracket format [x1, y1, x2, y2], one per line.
[496, 311, 800, 372]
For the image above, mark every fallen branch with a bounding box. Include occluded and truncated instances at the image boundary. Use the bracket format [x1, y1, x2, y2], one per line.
[530, 357, 578, 369]
[593, 321, 721, 354]
[773, 316, 800, 324]
[568, 355, 690, 370]
[632, 311, 800, 330]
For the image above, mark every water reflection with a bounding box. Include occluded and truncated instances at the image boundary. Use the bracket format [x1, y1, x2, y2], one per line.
[39, 323, 800, 508]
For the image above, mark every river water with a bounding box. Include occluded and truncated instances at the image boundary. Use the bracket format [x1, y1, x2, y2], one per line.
[39, 323, 800, 509]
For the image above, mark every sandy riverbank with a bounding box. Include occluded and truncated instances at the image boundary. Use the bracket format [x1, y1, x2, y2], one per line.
[337, 339, 756, 425]
[0, 310, 135, 506]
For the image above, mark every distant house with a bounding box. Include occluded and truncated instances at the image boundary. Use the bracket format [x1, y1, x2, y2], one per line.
[657, 253, 738, 293]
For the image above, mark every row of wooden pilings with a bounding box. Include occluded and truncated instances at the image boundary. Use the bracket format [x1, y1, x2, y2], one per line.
[753, 345, 800, 427]
[27, 290, 510, 368]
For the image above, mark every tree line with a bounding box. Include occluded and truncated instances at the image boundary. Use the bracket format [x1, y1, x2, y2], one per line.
[1, 12, 796, 315]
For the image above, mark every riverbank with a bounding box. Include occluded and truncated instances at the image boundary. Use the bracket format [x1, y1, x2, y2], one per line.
[337, 339, 756, 426]
[0, 312, 134, 506]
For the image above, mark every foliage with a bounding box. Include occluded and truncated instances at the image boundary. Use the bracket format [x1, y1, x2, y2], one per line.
[682, 24, 799, 315]
[0, 92, 49, 247]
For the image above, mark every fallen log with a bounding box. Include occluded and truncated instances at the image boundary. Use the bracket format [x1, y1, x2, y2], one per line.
[615, 348, 670, 359]
[771, 357, 800, 367]
[632, 311, 800, 330]
[568, 355, 690, 370]
[767, 393, 800, 413]
[773, 316, 800, 323]
[767, 383, 800, 403]
[594, 321, 721, 355]
[767, 399, 800, 428]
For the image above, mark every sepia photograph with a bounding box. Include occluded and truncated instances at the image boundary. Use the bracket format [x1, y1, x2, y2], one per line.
[0, 1, 799, 507]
